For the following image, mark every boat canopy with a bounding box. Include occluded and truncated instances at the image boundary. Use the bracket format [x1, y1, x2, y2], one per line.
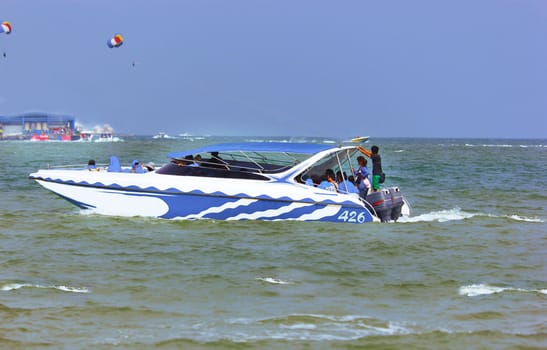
[168, 142, 337, 159]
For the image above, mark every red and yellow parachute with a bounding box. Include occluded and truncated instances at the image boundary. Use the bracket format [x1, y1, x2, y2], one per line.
[0, 21, 12, 34]
[107, 34, 124, 48]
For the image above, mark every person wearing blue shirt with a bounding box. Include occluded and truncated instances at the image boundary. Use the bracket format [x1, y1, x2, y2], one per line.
[336, 171, 359, 195]
[352, 156, 371, 200]
[301, 174, 315, 186]
[87, 159, 97, 171]
[131, 159, 146, 173]
[184, 155, 199, 167]
[317, 171, 337, 192]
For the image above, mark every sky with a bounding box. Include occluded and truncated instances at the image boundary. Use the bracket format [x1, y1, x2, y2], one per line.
[0, 0, 546, 138]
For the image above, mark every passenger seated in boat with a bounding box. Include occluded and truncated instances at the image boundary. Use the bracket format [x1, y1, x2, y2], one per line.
[131, 160, 146, 173]
[143, 162, 155, 171]
[348, 175, 356, 186]
[194, 154, 202, 165]
[207, 152, 229, 169]
[87, 159, 98, 171]
[173, 156, 198, 167]
[336, 171, 358, 195]
[311, 174, 321, 187]
[184, 155, 199, 167]
[300, 174, 314, 186]
[326, 169, 338, 191]
[173, 158, 185, 166]
[317, 170, 337, 192]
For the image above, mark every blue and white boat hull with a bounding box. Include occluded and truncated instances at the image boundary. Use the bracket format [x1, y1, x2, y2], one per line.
[30, 170, 377, 224]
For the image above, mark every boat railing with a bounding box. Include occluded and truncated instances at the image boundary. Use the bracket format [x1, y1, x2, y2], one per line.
[360, 198, 378, 218]
[46, 163, 108, 170]
[156, 161, 271, 180]
[183, 158, 291, 174]
[204, 152, 299, 172]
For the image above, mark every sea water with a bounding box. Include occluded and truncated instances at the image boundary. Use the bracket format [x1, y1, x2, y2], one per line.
[0, 137, 545, 349]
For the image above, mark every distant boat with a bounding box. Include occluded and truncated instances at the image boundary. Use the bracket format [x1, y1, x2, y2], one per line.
[348, 136, 370, 143]
[93, 133, 123, 143]
[79, 124, 122, 142]
[153, 132, 175, 139]
[178, 133, 206, 141]
[78, 132, 122, 142]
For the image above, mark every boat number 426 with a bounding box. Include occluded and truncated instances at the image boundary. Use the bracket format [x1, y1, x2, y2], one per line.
[337, 210, 367, 223]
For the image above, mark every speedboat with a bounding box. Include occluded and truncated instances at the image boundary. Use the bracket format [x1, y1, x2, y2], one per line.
[93, 133, 123, 143]
[29, 142, 410, 223]
[152, 132, 176, 139]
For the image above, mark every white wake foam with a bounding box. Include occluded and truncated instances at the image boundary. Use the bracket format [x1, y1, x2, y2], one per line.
[398, 208, 475, 223]
[398, 208, 544, 223]
[1, 283, 90, 293]
[459, 283, 547, 297]
[256, 277, 294, 285]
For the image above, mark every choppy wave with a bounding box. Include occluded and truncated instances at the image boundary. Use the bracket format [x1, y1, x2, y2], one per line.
[222, 313, 411, 341]
[256, 277, 294, 285]
[96, 313, 413, 344]
[506, 215, 544, 223]
[465, 144, 514, 148]
[462, 144, 546, 148]
[459, 284, 547, 297]
[0, 283, 89, 293]
[484, 213, 544, 223]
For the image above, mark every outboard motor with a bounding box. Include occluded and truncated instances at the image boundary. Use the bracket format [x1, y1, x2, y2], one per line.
[367, 189, 393, 222]
[389, 187, 404, 221]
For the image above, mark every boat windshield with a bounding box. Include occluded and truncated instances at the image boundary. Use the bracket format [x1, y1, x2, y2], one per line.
[295, 148, 361, 185]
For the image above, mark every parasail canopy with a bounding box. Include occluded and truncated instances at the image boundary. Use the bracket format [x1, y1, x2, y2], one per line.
[0, 21, 12, 34]
[107, 33, 124, 48]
